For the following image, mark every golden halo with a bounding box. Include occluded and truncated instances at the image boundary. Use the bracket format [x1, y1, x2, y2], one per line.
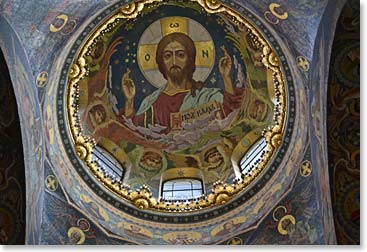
[137, 16, 215, 88]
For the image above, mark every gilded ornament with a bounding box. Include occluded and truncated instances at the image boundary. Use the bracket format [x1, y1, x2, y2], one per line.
[75, 144, 88, 160]
[277, 215, 296, 235]
[69, 64, 81, 79]
[65, 0, 288, 212]
[134, 198, 150, 209]
[271, 134, 282, 148]
[300, 160, 312, 177]
[215, 193, 230, 205]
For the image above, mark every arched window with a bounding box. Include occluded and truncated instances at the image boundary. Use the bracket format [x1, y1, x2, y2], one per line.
[240, 138, 267, 174]
[162, 179, 203, 200]
[92, 146, 124, 181]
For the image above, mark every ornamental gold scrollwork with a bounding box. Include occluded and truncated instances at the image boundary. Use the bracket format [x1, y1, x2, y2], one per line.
[278, 215, 296, 235]
[120, 1, 147, 17]
[271, 134, 282, 148]
[76, 144, 88, 160]
[130, 186, 157, 210]
[50, 14, 68, 33]
[264, 3, 289, 25]
[122, 3, 138, 15]
[272, 205, 296, 236]
[67, 227, 86, 245]
[50, 14, 78, 35]
[268, 52, 280, 67]
[69, 63, 81, 79]
[268, 3, 288, 20]
[66, 0, 288, 212]
[196, 0, 225, 12]
[210, 182, 237, 205]
[215, 193, 230, 205]
[134, 198, 149, 209]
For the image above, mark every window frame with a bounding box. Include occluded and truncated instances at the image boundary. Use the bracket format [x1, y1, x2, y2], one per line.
[161, 177, 204, 200]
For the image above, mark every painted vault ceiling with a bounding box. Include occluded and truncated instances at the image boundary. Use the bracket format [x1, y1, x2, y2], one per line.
[0, 0, 360, 245]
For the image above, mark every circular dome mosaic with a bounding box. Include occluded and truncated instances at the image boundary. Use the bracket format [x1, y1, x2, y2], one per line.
[58, 0, 294, 216]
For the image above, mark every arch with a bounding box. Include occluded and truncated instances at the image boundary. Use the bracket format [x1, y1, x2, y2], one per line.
[307, 0, 350, 244]
[0, 16, 44, 244]
[0, 47, 25, 244]
[326, 0, 360, 244]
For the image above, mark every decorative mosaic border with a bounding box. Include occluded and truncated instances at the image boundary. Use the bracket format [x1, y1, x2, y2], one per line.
[57, 0, 296, 223]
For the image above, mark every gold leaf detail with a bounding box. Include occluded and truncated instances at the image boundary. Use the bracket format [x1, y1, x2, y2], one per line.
[271, 134, 282, 148]
[76, 144, 88, 160]
[135, 198, 149, 209]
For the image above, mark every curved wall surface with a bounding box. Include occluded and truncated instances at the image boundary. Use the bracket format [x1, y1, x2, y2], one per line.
[0, 0, 359, 245]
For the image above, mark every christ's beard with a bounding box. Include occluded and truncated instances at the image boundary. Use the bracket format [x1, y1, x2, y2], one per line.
[168, 66, 186, 85]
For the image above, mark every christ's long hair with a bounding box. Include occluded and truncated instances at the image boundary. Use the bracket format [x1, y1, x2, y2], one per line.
[156, 32, 205, 97]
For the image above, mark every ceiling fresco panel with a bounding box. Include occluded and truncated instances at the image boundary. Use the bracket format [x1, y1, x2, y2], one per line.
[0, 0, 358, 245]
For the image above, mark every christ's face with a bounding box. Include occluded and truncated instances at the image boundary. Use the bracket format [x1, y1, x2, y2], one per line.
[162, 41, 189, 84]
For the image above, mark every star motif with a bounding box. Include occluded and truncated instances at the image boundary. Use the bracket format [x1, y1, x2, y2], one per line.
[177, 169, 185, 177]
[216, 18, 224, 26]
[125, 23, 134, 31]
[210, 77, 216, 84]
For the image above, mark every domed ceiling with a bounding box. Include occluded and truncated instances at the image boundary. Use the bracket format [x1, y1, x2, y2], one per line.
[51, 0, 299, 243]
[0, 0, 357, 246]
[62, 0, 291, 213]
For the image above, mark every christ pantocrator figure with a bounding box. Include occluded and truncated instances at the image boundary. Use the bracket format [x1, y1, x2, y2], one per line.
[120, 32, 244, 133]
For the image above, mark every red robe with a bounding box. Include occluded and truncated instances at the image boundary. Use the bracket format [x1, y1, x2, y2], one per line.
[125, 88, 244, 134]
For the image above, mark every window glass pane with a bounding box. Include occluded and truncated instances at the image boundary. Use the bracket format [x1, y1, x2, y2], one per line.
[92, 147, 124, 179]
[240, 138, 267, 173]
[191, 181, 202, 189]
[162, 179, 203, 200]
[172, 180, 193, 191]
[163, 183, 173, 191]
[174, 190, 194, 198]
[162, 191, 173, 198]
